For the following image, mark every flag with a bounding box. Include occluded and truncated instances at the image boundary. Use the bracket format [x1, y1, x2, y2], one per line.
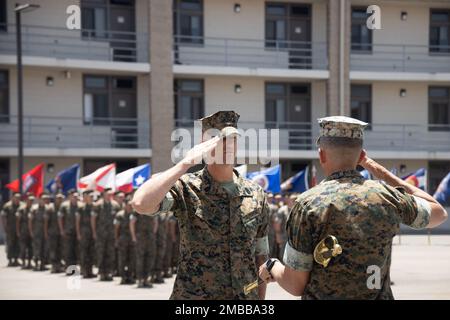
[235, 164, 247, 177]
[6, 163, 44, 196]
[434, 172, 450, 206]
[78, 163, 116, 192]
[360, 169, 373, 180]
[402, 168, 427, 191]
[116, 164, 151, 193]
[281, 166, 309, 193]
[46, 164, 80, 195]
[247, 165, 281, 193]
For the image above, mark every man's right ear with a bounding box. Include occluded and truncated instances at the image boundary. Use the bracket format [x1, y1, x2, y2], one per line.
[358, 149, 367, 164]
[318, 148, 326, 164]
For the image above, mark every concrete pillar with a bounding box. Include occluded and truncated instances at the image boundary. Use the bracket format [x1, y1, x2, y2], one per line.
[149, 0, 174, 172]
[327, 0, 351, 116]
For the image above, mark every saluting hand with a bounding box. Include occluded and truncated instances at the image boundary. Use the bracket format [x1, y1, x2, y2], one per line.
[181, 136, 221, 168]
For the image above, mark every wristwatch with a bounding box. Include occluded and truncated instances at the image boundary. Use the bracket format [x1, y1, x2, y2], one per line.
[265, 258, 278, 277]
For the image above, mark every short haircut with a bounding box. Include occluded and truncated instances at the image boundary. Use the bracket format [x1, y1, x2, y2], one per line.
[318, 136, 363, 149]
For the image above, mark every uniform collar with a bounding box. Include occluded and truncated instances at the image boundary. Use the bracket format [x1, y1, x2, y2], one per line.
[200, 167, 253, 197]
[325, 169, 363, 181]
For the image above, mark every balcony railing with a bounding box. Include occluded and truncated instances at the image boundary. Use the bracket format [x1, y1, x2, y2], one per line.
[174, 119, 450, 153]
[0, 115, 150, 149]
[351, 43, 450, 73]
[0, 23, 149, 63]
[174, 35, 328, 70]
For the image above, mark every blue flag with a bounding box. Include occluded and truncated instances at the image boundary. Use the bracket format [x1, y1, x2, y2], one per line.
[281, 166, 309, 193]
[247, 165, 281, 193]
[434, 172, 450, 206]
[360, 169, 372, 180]
[46, 164, 80, 195]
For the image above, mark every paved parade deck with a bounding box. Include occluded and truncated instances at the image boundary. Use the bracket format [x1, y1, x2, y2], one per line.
[1, 235, 449, 300]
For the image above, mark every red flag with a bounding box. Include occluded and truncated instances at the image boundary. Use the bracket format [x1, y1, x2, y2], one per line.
[6, 163, 45, 196]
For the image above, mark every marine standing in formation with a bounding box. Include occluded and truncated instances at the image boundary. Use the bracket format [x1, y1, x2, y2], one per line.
[45, 193, 64, 273]
[114, 197, 136, 284]
[16, 194, 34, 269]
[58, 189, 79, 274]
[76, 190, 95, 278]
[259, 116, 448, 299]
[28, 194, 48, 271]
[92, 188, 120, 281]
[130, 207, 157, 288]
[1, 193, 21, 266]
[132, 111, 270, 300]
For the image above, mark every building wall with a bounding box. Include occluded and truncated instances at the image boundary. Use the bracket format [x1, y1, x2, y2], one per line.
[6, 0, 79, 29]
[203, 0, 327, 43]
[351, 1, 450, 46]
[371, 81, 429, 125]
[203, 76, 327, 124]
[4, 66, 149, 121]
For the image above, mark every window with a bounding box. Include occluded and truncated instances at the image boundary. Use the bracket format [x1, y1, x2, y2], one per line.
[83, 75, 136, 125]
[81, 0, 135, 38]
[430, 9, 450, 54]
[0, 70, 8, 123]
[0, 0, 6, 32]
[174, 0, 203, 44]
[174, 79, 204, 127]
[429, 86, 450, 131]
[266, 4, 287, 48]
[81, 0, 108, 38]
[265, 82, 310, 127]
[351, 7, 372, 52]
[266, 83, 287, 126]
[351, 84, 372, 126]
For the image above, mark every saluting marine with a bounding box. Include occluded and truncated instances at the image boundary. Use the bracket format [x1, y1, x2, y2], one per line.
[259, 116, 448, 299]
[132, 111, 270, 300]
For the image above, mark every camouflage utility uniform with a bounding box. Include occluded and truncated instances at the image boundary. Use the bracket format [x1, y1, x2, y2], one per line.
[1, 200, 21, 264]
[16, 204, 33, 266]
[114, 209, 135, 282]
[284, 170, 431, 299]
[76, 202, 95, 277]
[132, 212, 156, 285]
[29, 204, 47, 268]
[153, 212, 167, 282]
[58, 201, 79, 268]
[93, 199, 119, 277]
[156, 168, 270, 300]
[47, 202, 63, 272]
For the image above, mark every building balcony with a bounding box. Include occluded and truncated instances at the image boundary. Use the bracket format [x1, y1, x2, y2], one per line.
[0, 24, 149, 68]
[173, 35, 328, 77]
[351, 43, 450, 75]
[174, 119, 450, 159]
[0, 115, 150, 157]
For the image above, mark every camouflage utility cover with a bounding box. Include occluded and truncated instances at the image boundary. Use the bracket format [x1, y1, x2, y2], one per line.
[318, 116, 368, 140]
[284, 170, 430, 300]
[157, 167, 270, 300]
[200, 111, 240, 132]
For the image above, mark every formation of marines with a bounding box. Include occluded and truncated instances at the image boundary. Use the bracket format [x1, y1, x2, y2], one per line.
[1, 188, 180, 288]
